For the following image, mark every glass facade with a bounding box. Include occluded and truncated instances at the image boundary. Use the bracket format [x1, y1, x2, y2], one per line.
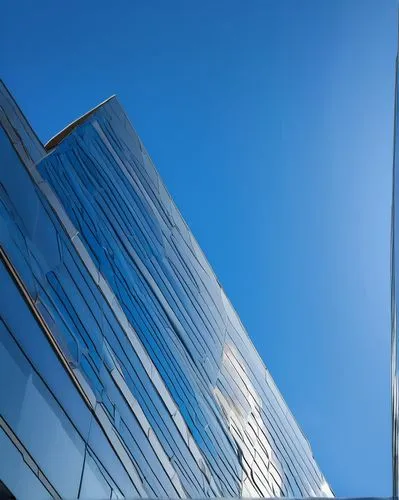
[0, 80, 333, 499]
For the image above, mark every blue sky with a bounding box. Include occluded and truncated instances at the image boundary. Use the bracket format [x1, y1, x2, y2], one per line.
[1, 0, 397, 496]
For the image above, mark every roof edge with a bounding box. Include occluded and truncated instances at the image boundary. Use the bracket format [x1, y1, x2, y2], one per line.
[44, 94, 116, 151]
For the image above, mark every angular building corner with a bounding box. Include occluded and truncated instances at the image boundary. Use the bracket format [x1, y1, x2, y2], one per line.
[0, 80, 333, 499]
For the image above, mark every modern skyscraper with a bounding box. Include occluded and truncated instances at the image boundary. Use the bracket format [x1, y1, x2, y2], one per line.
[0, 81, 332, 499]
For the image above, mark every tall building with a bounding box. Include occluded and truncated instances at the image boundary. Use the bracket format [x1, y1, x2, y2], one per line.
[0, 81, 332, 499]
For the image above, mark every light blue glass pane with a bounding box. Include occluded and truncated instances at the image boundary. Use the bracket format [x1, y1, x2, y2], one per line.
[79, 450, 112, 499]
[0, 428, 52, 500]
[0, 261, 92, 440]
[0, 319, 85, 498]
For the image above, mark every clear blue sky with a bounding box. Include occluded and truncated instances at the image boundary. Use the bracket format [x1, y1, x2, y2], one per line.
[1, 0, 397, 496]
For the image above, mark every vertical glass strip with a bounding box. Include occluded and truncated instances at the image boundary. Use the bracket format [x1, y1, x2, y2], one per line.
[392, 12, 399, 497]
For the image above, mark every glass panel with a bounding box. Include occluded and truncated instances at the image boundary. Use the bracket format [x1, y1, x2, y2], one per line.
[0, 428, 52, 500]
[79, 450, 112, 499]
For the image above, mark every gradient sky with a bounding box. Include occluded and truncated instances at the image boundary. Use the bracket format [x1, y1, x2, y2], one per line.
[1, 0, 397, 496]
